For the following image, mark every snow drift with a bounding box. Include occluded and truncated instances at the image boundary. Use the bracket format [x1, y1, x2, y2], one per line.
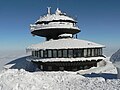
[0, 69, 120, 90]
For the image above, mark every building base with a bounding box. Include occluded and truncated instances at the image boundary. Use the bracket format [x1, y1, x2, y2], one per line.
[32, 59, 102, 71]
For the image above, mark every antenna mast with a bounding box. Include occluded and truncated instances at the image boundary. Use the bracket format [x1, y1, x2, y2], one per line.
[47, 7, 51, 15]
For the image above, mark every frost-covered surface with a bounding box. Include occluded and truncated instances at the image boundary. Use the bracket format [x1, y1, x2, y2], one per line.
[0, 52, 120, 90]
[27, 38, 104, 50]
[30, 8, 80, 32]
[58, 33, 73, 38]
[36, 8, 75, 22]
[30, 23, 80, 32]
[28, 56, 105, 62]
[0, 69, 120, 90]
[78, 57, 117, 75]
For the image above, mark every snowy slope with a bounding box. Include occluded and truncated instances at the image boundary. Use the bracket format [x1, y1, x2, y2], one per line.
[0, 69, 120, 90]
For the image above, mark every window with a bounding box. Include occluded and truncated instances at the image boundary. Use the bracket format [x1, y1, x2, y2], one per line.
[59, 67, 64, 70]
[97, 49, 100, 56]
[91, 49, 94, 56]
[38, 50, 41, 58]
[63, 50, 67, 58]
[44, 50, 48, 58]
[58, 50, 62, 58]
[36, 51, 39, 58]
[48, 66, 52, 70]
[32, 51, 34, 57]
[78, 49, 83, 57]
[84, 49, 87, 57]
[41, 50, 44, 58]
[87, 49, 91, 57]
[100, 48, 102, 55]
[48, 50, 52, 58]
[74, 49, 78, 57]
[35, 51, 37, 57]
[68, 50, 73, 58]
[53, 50, 57, 58]
[94, 48, 98, 56]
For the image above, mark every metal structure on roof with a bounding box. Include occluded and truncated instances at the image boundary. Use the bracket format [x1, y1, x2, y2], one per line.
[30, 8, 80, 40]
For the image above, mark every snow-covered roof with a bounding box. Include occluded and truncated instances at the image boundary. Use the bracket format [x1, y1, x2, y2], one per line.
[27, 38, 105, 50]
[27, 56, 105, 62]
[37, 14, 75, 22]
[36, 8, 76, 23]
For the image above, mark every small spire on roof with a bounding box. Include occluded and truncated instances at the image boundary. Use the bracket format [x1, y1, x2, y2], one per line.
[47, 7, 51, 15]
[56, 8, 62, 15]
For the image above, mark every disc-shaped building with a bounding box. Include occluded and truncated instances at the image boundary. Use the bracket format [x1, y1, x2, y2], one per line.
[27, 8, 105, 71]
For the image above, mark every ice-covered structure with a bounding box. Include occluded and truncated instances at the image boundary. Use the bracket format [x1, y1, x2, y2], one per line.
[27, 8, 105, 71]
[110, 49, 120, 78]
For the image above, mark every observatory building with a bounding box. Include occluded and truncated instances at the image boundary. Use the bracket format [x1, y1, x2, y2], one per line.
[27, 8, 105, 71]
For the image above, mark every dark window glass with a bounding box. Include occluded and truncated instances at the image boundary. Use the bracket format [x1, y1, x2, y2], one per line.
[100, 48, 102, 55]
[78, 49, 83, 57]
[44, 50, 48, 58]
[95, 49, 98, 56]
[36, 51, 39, 58]
[63, 50, 67, 58]
[58, 50, 62, 58]
[84, 49, 87, 57]
[38, 50, 41, 58]
[74, 49, 79, 57]
[68, 50, 73, 58]
[35, 51, 37, 57]
[41, 50, 44, 58]
[87, 49, 91, 57]
[53, 50, 57, 58]
[98, 49, 100, 56]
[92, 49, 94, 56]
[48, 50, 52, 58]
[32, 51, 34, 57]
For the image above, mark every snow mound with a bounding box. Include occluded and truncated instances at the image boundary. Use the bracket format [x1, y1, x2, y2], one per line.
[0, 69, 120, 90]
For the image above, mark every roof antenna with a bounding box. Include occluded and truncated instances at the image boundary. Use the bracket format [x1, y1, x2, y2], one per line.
[47, 7, 51, 15]
[76, 34, 78, 39]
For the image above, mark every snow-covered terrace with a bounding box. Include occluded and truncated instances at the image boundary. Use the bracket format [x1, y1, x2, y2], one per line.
[27, 56, 105, 62]
[27, 38, 105, 50]
[30, 23, 80, 32]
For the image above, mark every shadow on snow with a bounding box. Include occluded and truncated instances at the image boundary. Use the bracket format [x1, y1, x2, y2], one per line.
[5, 56, 37, 72]
[83, 73, 117, 79]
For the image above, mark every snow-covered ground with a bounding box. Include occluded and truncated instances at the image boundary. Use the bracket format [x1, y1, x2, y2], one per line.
[0, 50, 120, 90]
[0, 69, 120, 90]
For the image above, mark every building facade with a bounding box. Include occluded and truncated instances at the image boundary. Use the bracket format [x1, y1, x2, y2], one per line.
[27, 8, 105, 71]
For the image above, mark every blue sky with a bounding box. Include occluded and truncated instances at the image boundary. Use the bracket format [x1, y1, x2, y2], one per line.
[0, 0, 120, 56]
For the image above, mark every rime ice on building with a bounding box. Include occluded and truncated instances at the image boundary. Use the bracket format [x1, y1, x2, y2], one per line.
[27, 8, 105, 71]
